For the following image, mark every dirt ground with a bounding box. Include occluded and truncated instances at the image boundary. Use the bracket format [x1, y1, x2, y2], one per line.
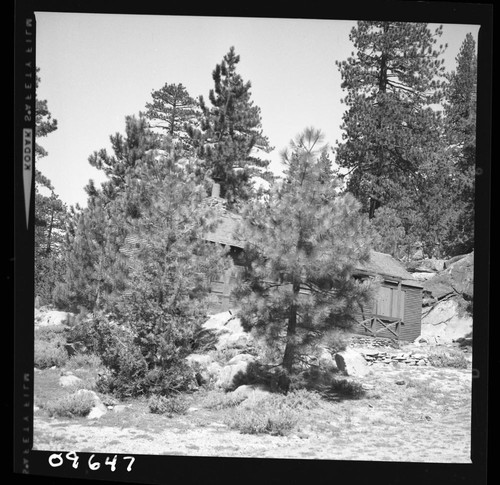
[33, 362, 472, 463]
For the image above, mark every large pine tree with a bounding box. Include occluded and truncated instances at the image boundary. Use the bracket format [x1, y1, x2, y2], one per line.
[441, 33, 477, 255]
[34, 69, 67, 305]
[55, 115, 161, 311]
[191, 46, 271, 206]
[335, 22, 447, 220]
[145, 82, 201, 154]
[234, 128, 376, 390]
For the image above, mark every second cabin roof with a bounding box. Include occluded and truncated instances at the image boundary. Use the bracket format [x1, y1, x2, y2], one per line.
[203, 211, 422, 288]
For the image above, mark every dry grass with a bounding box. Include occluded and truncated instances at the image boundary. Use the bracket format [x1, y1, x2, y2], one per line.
[34, 358, 472, 462]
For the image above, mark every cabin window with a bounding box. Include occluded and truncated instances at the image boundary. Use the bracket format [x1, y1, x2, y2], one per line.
[373, 283, 405, 319]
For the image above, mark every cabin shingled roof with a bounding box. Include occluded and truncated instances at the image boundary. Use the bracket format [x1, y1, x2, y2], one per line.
[203, 211, 245, 248]
[203, 212, 422, 288]
[354, 251, 422, 288]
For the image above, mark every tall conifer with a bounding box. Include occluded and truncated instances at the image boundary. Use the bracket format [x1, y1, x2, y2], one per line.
[234, 128, 376, 390]
[335, 22, 447, 219]
[191, 46, 271, 206]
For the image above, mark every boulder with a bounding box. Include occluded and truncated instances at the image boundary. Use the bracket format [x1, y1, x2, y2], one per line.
[206, 362, 223, 381]
[334, 348, 370, 377]
[227, 353, 256, 365]
[423, 279, 454, 301]
[408, 258, 446, 273]
[421, 299, 473, 343]
[186, 353, 213, 368]
[318, 348, 336, 368]
[87, 406, 107, 419]
[444, 254, 468, 269]
[216, 360, 252, 390]
[411, 272, 438, 282]
[413, 335, 429, 345]
[35, 309, 73, 327]
[203, 312, 240, 331]
[215, 331, 249, 350]
[423, 252, 473, 301]
[59, 374, 82, 388]
[231, 384, 273, 406]
[201, 312, 252, 351]
[74, 389, 107, 419]
[447, 252, 474, 298]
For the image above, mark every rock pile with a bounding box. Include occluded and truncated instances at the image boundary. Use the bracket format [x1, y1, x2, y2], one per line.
[361, 350, 430, 366]
[350, 336, 399, 349]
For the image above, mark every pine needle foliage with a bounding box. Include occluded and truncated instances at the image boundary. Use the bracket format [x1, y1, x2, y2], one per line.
[335, 21, 447, 218]
[190, 46, 272, 207]
[233, 127, 377, 390]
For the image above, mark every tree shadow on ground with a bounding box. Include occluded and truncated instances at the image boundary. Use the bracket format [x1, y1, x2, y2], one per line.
[230, 361, 367, 402]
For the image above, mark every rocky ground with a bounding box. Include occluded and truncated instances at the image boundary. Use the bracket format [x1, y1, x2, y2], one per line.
[32, 252, 475, 463]
[33, 362, 472, 462]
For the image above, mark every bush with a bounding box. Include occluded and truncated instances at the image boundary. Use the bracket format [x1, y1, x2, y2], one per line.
[45, 392, 95, 418]
[201, 390, 247, 410]
[329, 378, 366, 399]
[322, 328, 352, 354]
[34, 324, 70, 368]
[289, 366, 338, 393]
[231, 361, 290, 392]
[427, 348, 468, 369]
[224, 394, 298, 436]
[148, 394, 189, 416]
[282, 389, 323, 409]
[97, 358, 196, 399]
[65, 353, 103, 371]
[223, 389, 321, 436]
[34, 339, 69, 369]
[225, 406, 297, 436]
[35, 324, 67, 343]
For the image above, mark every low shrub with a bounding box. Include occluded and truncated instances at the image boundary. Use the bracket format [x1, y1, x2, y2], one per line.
[225, 406, 297, 436]
[427, 348, 468, 369]
[289, 366, 339, 392]
[282, 389, 323, 409]
[322, 328, 352, 354]
[35, 324, 67, 343]
[34, 339, 69, 369]
[223, 389, 322, 436]
[329, 378, 366, 399]
[45, 392, 95, 418]
[65, 353, 103, 371]
[208, 348, 242, 365]
[67, 312, 198, 398]
[201, 390, 247, 410]
[148, 394, 189, 416]
[231, 361, 289, 392]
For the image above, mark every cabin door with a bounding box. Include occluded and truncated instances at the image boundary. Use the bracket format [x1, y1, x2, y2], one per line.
[374, 283, 405, 319]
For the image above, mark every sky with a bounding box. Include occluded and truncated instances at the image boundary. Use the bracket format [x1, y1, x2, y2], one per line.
[34, 12, 480, 208]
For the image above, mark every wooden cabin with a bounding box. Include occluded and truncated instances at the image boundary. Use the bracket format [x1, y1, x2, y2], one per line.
[204, 200, 423, 342]
[120, 183, 422, 342]
[351, 251, 423, 342]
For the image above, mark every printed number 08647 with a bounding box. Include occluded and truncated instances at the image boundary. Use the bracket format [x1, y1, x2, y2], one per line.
[48, 452, 135, 472]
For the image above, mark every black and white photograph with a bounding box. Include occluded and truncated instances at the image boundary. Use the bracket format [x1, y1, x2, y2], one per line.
[13, 1, 491, 483]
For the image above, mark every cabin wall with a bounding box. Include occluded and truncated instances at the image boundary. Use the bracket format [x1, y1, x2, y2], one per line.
[208, 250, 244, 313]
[208, 255, 423, 342]
[352, 281, 422, 341]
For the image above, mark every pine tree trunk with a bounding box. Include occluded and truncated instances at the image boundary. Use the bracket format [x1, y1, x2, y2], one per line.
[282, 281, 300, 378]
[45, 204, 55, 254]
